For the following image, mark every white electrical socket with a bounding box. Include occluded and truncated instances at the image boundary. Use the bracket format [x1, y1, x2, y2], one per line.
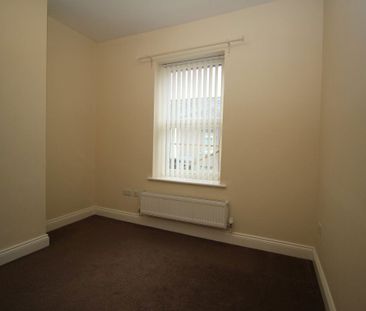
[134, 189, 143, 197]
[123, 189, 143, 197]
[123, 189, 133, 197]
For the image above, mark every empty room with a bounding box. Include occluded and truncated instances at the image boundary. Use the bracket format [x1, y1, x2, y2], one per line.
[0, 0, 365, 310]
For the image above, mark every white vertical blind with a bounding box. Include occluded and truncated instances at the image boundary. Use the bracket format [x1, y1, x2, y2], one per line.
[153, 56, 224, 183]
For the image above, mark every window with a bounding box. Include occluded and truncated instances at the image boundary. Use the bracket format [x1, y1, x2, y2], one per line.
[153, 55, 225, 185]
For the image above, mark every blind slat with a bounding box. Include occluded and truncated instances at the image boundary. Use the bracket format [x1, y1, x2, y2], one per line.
[154, 56, 224, 183]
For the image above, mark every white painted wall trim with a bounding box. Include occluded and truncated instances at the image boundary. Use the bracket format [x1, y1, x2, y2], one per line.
[1, 207, 335, 310]
[46, 206, 315, 260]
[0, 234, 49, 266]
[46, 206, 95, 232]
[94, 206, 314, 260]
[230, 231, 314, 260]
[44, 206, 336, 310]
[313, 249, 337, 311]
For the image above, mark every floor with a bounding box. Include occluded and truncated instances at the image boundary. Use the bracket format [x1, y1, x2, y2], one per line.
[0, 216, 324, 311]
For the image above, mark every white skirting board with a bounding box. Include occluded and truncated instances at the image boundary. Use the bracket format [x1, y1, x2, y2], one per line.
[46, 205, 314, 259]
[45, 205, 337, 311]
[313, 250, 337, 311]
[94, 206, 314, 260]
[0, 234, 49, 266]
[46, 207, 95, 232]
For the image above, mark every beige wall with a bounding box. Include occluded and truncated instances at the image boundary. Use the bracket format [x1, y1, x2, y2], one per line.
[47, 18, 96, 219]
[0, 0, 47, 249]
[318, 0, 366, 310]
[35, 1, 366, 309]
[96, 0, 323, 245]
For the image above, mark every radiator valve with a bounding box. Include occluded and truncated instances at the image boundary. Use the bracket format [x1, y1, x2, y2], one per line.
[228, 216, 234, 229]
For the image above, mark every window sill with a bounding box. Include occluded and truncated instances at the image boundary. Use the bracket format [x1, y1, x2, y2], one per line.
[147, 177, 227, 188]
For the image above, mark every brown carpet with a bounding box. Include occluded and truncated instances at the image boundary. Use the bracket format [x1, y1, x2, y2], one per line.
[0, 216, 324, 311]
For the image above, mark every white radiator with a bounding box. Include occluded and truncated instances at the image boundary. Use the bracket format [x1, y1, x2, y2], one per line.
[139, 192, 229, 229]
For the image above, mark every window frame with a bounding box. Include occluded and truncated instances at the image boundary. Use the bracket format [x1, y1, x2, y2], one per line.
[151, 52, 226, 187]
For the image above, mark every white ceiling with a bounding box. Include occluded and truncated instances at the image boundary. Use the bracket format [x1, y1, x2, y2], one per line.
[48, 0, 273, 42]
